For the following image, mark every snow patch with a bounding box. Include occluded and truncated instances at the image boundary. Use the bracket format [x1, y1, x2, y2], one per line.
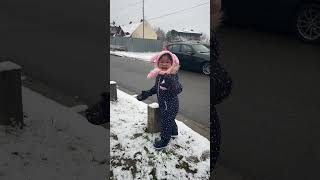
[110, 51, 159, 62]
[0, 61, 21, 72]
[148, 103, 159, 109]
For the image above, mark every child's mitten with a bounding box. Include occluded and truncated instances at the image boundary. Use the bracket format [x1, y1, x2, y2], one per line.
[136, 90, 149, 101]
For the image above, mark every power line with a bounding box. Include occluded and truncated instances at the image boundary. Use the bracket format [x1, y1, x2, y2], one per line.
[112, 1, 209, 27]
[147, 1, 209, 21]
[111, 0, 143, 22]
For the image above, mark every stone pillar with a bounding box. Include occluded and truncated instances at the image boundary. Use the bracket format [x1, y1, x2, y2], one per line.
[0, 61, 23, 126]
[110, 81, 117, 101]
[147, 103, 161, 133]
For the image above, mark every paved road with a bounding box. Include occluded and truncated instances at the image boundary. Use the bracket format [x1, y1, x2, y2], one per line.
[214, 26, 320, 180]
[110, 56, 210, 128]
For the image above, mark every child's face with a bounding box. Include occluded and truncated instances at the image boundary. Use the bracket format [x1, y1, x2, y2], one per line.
[158, 55, 172, 71]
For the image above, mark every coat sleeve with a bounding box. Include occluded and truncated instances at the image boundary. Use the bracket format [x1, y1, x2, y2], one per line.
[212, 30, 232, 105]
[146, 83, 157, 96]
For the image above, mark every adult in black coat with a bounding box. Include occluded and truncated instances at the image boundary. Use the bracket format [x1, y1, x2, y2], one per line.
[211, 0, 233, 173]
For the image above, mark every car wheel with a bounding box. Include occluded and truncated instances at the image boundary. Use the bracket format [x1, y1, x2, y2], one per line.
[294, 3, 320, 43]
[201, 62, 210, 75]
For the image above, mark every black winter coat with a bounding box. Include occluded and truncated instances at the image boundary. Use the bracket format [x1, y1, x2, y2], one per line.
[211, 30, 232, 171]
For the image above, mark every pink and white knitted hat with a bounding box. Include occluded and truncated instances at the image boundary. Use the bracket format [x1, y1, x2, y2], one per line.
[147, 50, 180, 79]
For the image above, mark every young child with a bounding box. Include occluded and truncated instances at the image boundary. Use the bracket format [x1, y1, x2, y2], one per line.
[136, 50, 182, 150]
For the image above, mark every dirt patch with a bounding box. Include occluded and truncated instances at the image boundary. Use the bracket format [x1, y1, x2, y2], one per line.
[112, 143, 125, 152]
[144, 146, 150, 154]
[176, 160, 198, 174]
[131, 133, 143, 139]
[173, 144, 183, 149]
[200, 150, 210, 161]
[149, 168, 157, 180]
[134, 152, 142, 158]
[111, 133, 118, 140]
[143, 135, 150, 141]
[111, 156, 140, 179]
[186, 156, 200, 163]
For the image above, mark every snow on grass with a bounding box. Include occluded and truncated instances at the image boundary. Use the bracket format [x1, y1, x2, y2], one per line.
[110, 89, 210, 180]
[110, 51, 159, 62]
[0, 86, 107, 179]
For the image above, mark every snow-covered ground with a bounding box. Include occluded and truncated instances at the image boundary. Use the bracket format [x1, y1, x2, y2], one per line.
[110, 51, 159, 62]
[110, 89, 210, 180]
[0, 87, 107, 179]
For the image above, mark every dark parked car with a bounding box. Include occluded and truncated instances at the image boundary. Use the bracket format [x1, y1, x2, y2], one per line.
[165, 42, 210, 75]
[222, 0, 320, 43]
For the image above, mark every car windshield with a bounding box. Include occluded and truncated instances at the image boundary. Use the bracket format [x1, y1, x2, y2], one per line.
[192, 44, 209, 53]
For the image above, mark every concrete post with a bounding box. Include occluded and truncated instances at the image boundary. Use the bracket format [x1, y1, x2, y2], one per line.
[110, 81, 117, 101]
[0, 61, 23, 126]
[147, 103, 161, 133]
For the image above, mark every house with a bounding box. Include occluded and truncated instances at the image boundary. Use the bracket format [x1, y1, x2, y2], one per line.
[120, 20, 157, 40]
[166, 29, 202, 42]
[110, 25, 125, 37]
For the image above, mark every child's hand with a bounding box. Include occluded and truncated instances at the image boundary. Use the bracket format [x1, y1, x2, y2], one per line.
[136, 94, 144, 101]
[136, 91, 149, 101]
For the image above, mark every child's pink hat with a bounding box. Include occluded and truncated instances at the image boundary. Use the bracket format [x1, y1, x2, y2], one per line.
[147, 50, 180, 79]
[150, 50, 180, 64]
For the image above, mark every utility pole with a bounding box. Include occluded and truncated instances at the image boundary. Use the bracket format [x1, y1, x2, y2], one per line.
[143, 0, 144, 39]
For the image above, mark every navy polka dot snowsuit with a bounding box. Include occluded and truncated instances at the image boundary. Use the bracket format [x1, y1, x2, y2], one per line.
[144, 73, 182, 141]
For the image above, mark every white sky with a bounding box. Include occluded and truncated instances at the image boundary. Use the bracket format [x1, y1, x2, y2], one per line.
[110, 0, 210, 37]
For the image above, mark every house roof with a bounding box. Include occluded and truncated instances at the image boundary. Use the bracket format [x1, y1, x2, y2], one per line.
[172, 29, 202, 35]
[120, 22, 142, 37]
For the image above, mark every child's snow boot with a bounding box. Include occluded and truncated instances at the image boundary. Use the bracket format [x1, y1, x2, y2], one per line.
[171, 127, 178, 139]
[154, 138, 170, 150]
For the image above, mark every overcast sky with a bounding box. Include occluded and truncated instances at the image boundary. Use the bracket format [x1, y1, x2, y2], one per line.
[110, 0, 210, 37]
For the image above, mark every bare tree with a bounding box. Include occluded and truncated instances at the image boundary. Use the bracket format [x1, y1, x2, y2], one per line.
[154, 27, 166, 40]
[200, 33, 210, 44]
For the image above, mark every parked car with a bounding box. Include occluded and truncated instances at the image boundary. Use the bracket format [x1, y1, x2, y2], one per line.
[222, 0, 320, 43]
[165, 42, 210, 75]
